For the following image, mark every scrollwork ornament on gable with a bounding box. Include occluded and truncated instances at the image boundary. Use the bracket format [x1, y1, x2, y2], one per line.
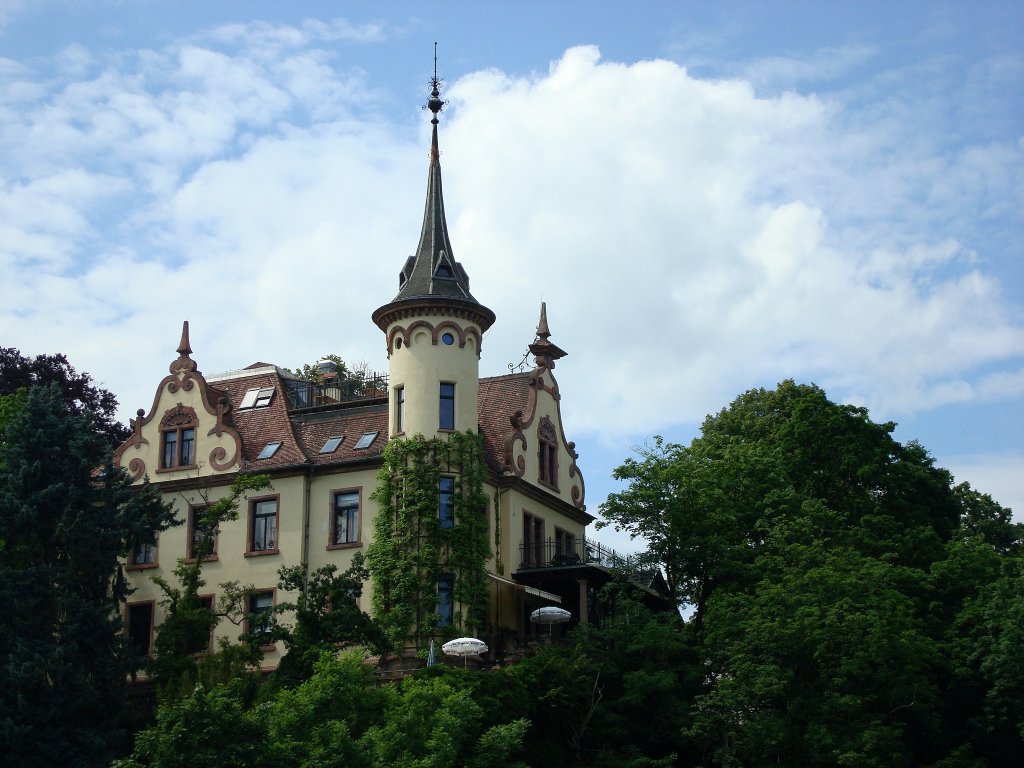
[502, 410, 527, 477]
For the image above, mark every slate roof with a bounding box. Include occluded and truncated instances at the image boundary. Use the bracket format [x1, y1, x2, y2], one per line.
[372, 103, 494, 333]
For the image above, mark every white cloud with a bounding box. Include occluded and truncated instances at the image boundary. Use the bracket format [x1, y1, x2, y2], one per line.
[944, 452, 1024, 520]
[0, 36, 1019, 487]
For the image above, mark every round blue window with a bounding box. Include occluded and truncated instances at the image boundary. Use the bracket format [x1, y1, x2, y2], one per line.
[441, 332, 455, 346]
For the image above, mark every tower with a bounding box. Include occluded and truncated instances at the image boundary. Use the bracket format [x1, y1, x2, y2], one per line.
[372, 62, 495, 438]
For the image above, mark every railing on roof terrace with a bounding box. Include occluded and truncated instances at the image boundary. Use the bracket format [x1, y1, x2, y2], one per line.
[517, 537, 640, 575]
[283, 371, 389, 410]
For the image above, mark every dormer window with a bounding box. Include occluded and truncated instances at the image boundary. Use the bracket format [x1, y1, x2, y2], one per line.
[239, 387, 275, 409]
[159, 405, 198, 470]
[434, 262, 454, 279]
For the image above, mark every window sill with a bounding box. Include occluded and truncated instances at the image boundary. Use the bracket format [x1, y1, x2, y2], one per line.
[326, 542, 361, 550]
[244, 549, 280, 558]
[538, 479, 560, 492]
[126, 562, 159, 571]
[184, 555, 219, 564]
[155, 463, 198, 475]
[437, 428, 455, 434]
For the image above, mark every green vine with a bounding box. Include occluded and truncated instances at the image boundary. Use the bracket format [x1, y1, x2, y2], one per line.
[367, 431, 492, 651]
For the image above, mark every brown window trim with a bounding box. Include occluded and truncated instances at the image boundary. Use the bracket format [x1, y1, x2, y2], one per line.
[193, 593, 216, 656]
[538, 417, 559, 490]
[327, 487, 362, 550]
[127, 537, 159, 571]
[245, 493, 281, 557]
[185, 503, 219, 563]
[125, 599, 156, 658]
[244, 588, 277, 651]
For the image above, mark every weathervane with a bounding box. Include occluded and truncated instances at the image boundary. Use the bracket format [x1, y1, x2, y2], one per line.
[424, 42, 448, 121]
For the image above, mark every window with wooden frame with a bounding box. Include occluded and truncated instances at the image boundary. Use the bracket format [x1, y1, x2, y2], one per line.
[247, 496, 279, 555]
[554, 527, 578, 565]
[187, 504, 217, 561]
[159, 405, 198, 470]
[195, 594, 216, 654]
[126, 601, 154, 659]
[246, 590, 275, 648]
[329, 489, 360, 548]
[537, 417, 559, 489]
[522, 511, 545, 567]
[128, 535, 158, 570]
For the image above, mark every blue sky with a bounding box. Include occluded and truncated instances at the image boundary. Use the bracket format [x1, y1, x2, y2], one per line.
[2, 1, 1022, 549]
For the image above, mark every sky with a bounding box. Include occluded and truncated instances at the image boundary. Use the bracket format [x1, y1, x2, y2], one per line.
[2, 1, 1022, 552]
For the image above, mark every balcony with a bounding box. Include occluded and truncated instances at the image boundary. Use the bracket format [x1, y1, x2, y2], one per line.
[284, 370, 389, 410]
[518, 537, 639, 574]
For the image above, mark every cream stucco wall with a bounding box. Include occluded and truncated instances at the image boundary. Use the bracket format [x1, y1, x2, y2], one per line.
[386, 319, 481, 438]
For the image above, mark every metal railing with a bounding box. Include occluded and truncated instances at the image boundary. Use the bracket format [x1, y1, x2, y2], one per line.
[284, 371, 389, 410]
[518, 537, 638, 573]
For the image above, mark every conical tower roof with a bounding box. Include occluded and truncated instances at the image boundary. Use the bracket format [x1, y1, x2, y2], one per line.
[373, 62, 495, 333]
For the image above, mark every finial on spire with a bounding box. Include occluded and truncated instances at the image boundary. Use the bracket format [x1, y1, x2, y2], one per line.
[425, 42, 446, 123]
[529, 302, 567, 369]
[177, 320, 192, 356]
[170, 319, 198, 374]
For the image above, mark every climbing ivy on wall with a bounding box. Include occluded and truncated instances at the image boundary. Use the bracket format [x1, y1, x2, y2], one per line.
[367, 431, 492, 651]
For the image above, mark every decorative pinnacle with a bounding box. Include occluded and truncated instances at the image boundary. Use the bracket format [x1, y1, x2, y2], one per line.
[177, 320, 192, 356]
[425, 42, 446, 123]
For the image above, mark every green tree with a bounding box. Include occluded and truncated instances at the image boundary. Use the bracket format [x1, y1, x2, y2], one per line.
[266, 553, 388, 690]
[601, 381, 1020, 767]
[148, 473, 270, 699]
[0, 384, 175, 767]
[1, 347, 131, 448]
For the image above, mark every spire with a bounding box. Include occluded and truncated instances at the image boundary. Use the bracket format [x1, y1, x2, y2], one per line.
[529, 302, 567, 369]
[169, 319, 197, 374]
[373, 48, 495, 333]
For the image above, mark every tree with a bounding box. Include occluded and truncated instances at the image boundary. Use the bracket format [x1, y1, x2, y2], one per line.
[0, 347, 131, 448]
[266, 553, 388, 690]
[600, 381, 1021, 767]
[0, 384, 176, 767]
[147, 473, 271, 699]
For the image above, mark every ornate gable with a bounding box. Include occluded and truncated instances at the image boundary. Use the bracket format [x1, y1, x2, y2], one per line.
[114, 321, 243, 481]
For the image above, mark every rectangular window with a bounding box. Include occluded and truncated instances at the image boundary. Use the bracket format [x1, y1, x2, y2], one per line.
[188, 506, 216, 560]
[439, 476, 455, 529]
[161, 427, 197, 469]
[554, 528, 578, 564]
[396, 386, 406, 433]
[331, 491, 360, 546]
[162, 430, 177, 469]
[522, 512, 545, 567]
[180, 428, 196, 466]
[130, 539, 157, 568]
[126, 602, 154, 658]
[199, 593, 218, 655]
[439, 382, 455, 430]
[437, 575, 454, 627]
[249, 498, 278, 553]
[247, 591, 274, 646]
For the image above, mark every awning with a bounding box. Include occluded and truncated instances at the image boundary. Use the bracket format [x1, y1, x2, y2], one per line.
[488, 573, 561, 604]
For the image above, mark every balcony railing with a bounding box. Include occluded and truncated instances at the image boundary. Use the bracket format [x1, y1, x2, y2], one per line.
[284, 371, 389, 410]
[518, 537, 639, 574]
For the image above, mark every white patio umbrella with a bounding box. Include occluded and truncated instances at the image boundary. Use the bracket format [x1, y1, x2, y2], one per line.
[441, 637, 488, 666]
[529, 606, 573, 637]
